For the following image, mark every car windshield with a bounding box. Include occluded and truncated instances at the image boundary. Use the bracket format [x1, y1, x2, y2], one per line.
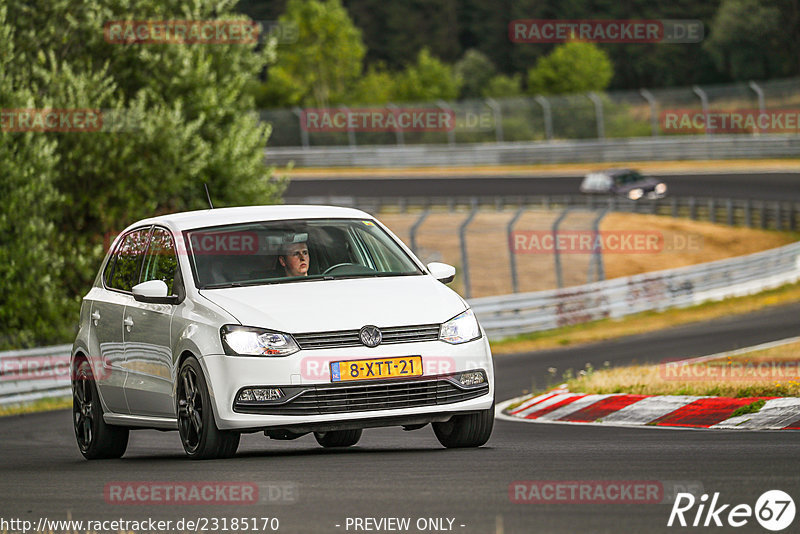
[615, 171, 644, 184]
[185, 218, 422, 289]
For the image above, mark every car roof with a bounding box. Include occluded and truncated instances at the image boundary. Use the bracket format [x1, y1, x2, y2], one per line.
[124, 205, 374, 233]
[595, 168, 637, 177]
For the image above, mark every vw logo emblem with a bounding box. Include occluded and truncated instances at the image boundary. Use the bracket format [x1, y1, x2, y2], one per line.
[359, 325, 382, 348]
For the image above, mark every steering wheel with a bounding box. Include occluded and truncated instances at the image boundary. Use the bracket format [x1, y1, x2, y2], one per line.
[322, 263, 358, 275]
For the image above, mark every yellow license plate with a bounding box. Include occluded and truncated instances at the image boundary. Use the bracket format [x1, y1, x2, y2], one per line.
[330, 356, 423, 382]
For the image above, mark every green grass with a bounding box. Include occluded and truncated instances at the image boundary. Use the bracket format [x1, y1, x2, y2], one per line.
[0, 396, 71, 417]
[730, 399, 767, 418]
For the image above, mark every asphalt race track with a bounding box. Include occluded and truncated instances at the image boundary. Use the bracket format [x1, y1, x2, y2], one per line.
[2, 302, 799, 534]
[285, 172, 800, 201]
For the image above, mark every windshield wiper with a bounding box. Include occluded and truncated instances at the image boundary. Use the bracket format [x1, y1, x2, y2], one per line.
[201, 282, 242, 289]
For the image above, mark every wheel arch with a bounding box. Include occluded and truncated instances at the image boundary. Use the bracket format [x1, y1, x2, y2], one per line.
[174, 350, 223, 426]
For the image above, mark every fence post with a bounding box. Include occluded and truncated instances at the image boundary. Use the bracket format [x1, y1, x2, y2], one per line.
[507, 206, 527, 293]
[534, 96, 553, 140]
[552, 208, 571, 289]
[588, 209, 609, 283]
[639, 89, 659, 136]
[409, 209, 430, 255]
[748, 81, 766, 135]
[726, 199, 734, 226]
[459, 207, 480, 298]
[588, 92, 605, 139]
[692, 86, 710, 135]
[292, 107, 309, 149]
[775, 202, 782, 230]
[709, 198, 716, 223]
[745, 198, 753, 228]
[689, 197, 697, 220]
[790, 203, 797, 231]
[437, 100, 456, 145]
[485, 98, 503, 143]
[671, 196, 678, 218]
[339, 105, 356, 147]
[760, 201, 767, 229]
[387, 103, 404, 146]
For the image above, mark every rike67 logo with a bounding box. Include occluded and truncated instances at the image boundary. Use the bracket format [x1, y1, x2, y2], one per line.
[668, 490, 795, 531]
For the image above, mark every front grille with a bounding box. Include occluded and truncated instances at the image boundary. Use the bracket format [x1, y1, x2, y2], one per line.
[293, 324, 440, 350]
[234, 377, 489, 415]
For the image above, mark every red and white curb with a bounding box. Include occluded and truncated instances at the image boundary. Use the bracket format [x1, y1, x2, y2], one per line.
[498, 390, 800, 430]
[496, 337, 800, 430]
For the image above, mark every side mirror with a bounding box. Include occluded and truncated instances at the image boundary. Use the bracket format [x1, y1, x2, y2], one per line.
[132, 280, 178, 305]
[427, 262, 456, 284]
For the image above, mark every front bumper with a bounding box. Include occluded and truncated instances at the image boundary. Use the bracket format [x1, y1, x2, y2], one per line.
[199, 336, 494, 431]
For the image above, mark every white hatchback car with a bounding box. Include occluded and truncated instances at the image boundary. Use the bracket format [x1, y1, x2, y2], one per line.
[72, 205, 494, 459]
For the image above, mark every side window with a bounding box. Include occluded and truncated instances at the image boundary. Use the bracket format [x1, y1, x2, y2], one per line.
[140, 227, 178, 295]
[103, 254, 116, 287]
[108, 227, 151, 292]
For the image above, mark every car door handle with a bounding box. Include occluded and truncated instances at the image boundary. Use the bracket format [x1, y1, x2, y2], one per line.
[124, 316, 134, 331]
[91, 310, 101, 325]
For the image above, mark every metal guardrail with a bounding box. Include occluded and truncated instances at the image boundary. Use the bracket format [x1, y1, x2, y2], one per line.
[0, 344, 72, 406]
[471, 241, 800, 339]
[2, 241, 799, 404]
[285, 195, 800, 232]
[267, 135, 800, 167]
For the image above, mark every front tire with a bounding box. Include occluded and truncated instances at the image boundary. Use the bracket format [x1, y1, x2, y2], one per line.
[177, 357, 240, 460]
[314, 429, 362, 448]
[432, 405, 494, 448]
[73, 359, 129, 460]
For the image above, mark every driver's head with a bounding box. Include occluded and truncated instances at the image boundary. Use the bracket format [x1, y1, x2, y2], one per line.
[279, 242, 309, 277]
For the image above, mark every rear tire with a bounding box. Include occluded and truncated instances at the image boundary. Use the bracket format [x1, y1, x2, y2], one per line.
[314, 429, 362, 448]
[433, 405, 494, 448]
[177, 357, 240, 460]
[73, 359, 129, 460]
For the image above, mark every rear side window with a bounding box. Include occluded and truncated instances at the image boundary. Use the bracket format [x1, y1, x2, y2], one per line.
[140, 227, 179, 295]
[108, 227, 151, 292]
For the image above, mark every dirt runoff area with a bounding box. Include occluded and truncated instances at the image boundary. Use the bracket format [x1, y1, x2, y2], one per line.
[377, 210, 797, 298]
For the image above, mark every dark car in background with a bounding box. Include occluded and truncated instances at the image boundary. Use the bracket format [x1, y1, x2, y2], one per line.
[580, 168, 667, 200]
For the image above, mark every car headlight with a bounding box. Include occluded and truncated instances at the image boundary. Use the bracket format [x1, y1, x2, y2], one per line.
[627, 188, 644, 200]
[655, 182, 667, 194]
[220, 325, 299, 356]
[440, 309, 481, 344]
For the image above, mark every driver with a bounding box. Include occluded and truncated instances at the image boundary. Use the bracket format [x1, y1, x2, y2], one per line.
[279, 241, 310, 277]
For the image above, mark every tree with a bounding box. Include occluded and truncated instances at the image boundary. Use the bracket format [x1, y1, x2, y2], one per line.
[348, 63, 398, 104]
[527, 41, 613, 96]
[266, 0, 366, 107]
[393, 48, 462, 102]
[2, 0, 284, 345]
[482, 74, 523, 98]
[455, 49, 496, 99]
[0, 4, 71, 348]
[705, 0, 793, 80]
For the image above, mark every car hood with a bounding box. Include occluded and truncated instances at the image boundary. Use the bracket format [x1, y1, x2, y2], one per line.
[198, 275, 467, 333]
